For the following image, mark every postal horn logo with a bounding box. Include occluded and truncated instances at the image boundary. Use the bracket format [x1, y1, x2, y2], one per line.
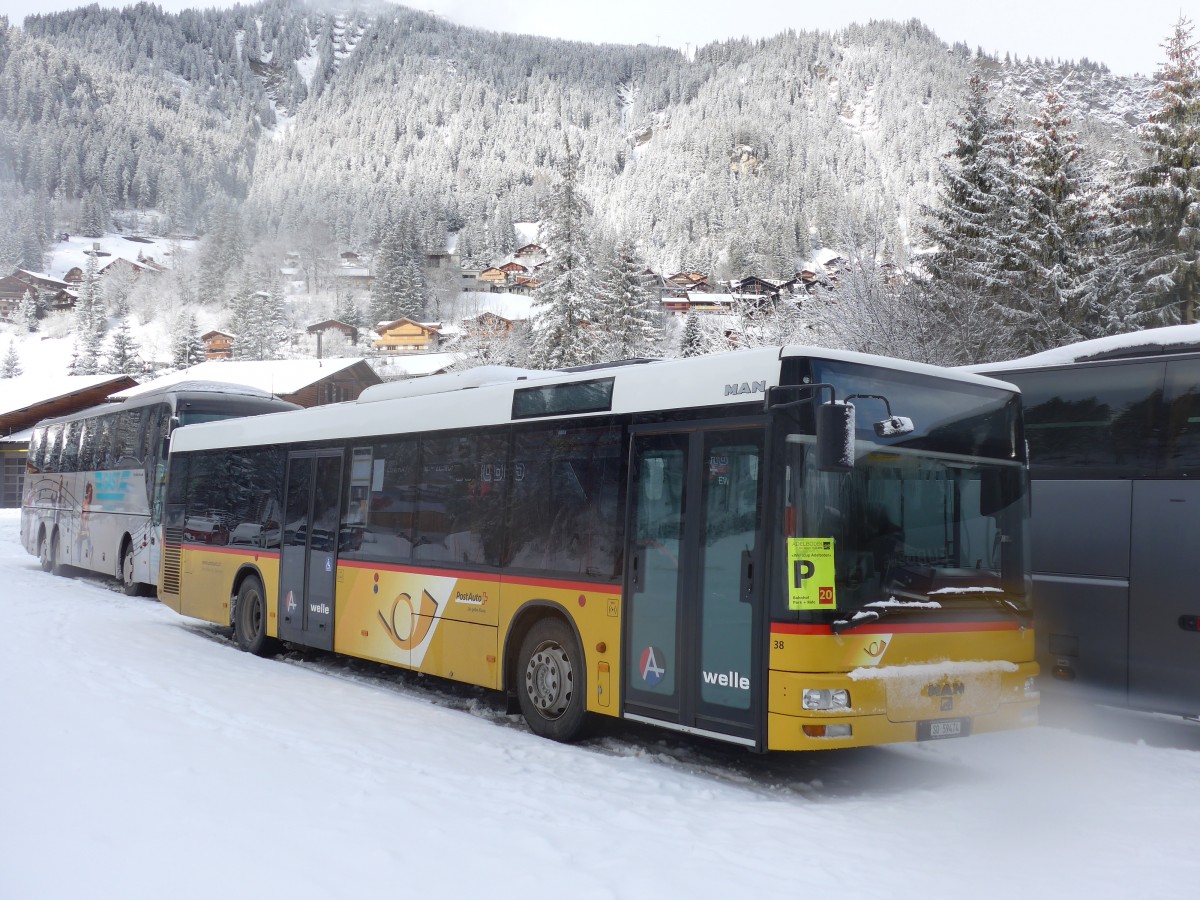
[378, 589, 440, 651]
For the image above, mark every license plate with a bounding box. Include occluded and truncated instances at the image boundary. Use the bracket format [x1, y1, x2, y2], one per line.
[918, 718, 971, 741]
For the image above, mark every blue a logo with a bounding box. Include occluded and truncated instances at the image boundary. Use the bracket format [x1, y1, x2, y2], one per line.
[640, 646, 666, 686]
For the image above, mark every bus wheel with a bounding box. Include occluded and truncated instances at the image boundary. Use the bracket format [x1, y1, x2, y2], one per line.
[517, 618, 588, 742]
[120, 541, 142, 596]
[48, 531, 64, 576]
[38, 531, 53, 573]
[234, 576, 278, 657]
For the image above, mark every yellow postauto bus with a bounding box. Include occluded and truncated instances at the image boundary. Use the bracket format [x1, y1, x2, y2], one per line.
[161, 346, 1038, 750]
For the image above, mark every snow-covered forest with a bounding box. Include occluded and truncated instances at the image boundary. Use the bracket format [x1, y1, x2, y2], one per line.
[0, 2, 1198, 375]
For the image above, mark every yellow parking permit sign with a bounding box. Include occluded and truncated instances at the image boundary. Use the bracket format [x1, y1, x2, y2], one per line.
[788, 538, 837, 611]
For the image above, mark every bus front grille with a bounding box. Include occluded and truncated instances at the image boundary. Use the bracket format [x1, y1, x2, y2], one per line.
[161, 527, 183, 595]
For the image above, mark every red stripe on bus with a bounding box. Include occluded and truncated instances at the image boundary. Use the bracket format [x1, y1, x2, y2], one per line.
[181, 544, 280, 557]
[771, 620, 1021, 635]
[337, 557, 618, 594]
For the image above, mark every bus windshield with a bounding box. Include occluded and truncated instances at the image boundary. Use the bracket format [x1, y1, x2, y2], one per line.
[780, 437, 1029, 617]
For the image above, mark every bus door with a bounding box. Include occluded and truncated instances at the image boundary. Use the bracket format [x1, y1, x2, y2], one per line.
[1129, 481, 1200, 715]
[622, 424, 765, 748]
[279, 450, 343, 651]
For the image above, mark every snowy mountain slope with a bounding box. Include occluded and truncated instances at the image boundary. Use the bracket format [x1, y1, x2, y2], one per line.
[5, 3, 1154, 273]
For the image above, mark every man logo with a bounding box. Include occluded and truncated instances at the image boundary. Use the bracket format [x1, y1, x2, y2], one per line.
[724, 380, 767, 397]
[925, 679, 966, 712]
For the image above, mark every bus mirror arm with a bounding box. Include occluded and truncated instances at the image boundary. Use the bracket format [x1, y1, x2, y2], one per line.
[764, 384, 856, 472]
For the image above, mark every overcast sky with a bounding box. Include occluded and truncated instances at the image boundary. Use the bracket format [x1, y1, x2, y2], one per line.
[1, 1, 1189, 77]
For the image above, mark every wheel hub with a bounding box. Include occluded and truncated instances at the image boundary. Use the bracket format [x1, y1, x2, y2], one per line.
[525, 641, 573, 719]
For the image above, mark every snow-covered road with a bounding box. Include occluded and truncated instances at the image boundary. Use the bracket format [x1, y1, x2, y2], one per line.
[1, 509, 1197, 899]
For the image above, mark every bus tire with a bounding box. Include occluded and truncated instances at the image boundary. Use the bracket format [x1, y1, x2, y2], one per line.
[49, 531, 65, 576]
[120, 540, 143, 596]
[516, 617, 588, 742]
[38, 530, 53, 573]
[234, 575, 278, 657]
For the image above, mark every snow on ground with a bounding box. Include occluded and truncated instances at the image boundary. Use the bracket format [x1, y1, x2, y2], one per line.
[2, 506, 1199, 898]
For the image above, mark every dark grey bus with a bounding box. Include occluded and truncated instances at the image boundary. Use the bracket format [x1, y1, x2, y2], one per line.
[978, 329, 1200, 717]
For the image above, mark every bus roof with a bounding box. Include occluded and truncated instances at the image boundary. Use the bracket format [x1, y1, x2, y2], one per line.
[966, 324, 1200, 373]
[32, 383, 297, 428]
[170, 346, 1019, 453]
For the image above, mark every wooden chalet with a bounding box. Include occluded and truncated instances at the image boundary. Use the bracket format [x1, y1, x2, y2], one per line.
[514, 243, 546, 259]
[100, 257, 152, 278]
[278, 360, 380, 406]
[0, 374, 138, 507]
[333, 266, 373, 289]
[478, 267, 507, 289]
[733, 275, 783, 298]
[0, 270, 75, 321]
[201, 331, 236, 361]
[373, 318, 443, 354]
[666, 272, 710, 292]
[499, 261, 529, 276]
[306, 320, 359, 344]
[463, 311, 517, 337]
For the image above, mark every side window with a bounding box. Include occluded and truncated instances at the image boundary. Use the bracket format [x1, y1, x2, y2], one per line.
[93, 415, 115, 470]
[413, 432, 507, 567]
[60, 421, 82, 473]
[1016, 362, 1165, 477]
[183, 448, 285, 548]
[1163, 359, 1200, 475]
[508, 422, 624, 578]
[78, 418, 97, 472]
[27, 428, 45, 472]
[43, 425, 62, 474]
[113, 409, 144, 468]
[340, 440, 419, 564]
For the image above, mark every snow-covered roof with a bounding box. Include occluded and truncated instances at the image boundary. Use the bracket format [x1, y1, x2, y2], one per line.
[110, 359, 370, 400]
[42, 233, 187, 282]
[0, 426, 34, 445]
[968, 325, 1200, 373]
[454, 291, 535, 322]
[367, 353, 458, 380]
[0, 374, 135, 418]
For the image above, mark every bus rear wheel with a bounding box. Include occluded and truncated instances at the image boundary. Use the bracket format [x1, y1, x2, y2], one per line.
[234, 575, 278, 657]
[120, 541, 143, 596]
[38, 531, 53, 573]
[516, 618, 588, 742]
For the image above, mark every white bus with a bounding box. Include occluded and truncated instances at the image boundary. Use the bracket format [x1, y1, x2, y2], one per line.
[21, 383, 298, 594]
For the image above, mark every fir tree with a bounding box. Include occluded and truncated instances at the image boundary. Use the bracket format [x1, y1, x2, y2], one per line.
[1, 341, 21, 378]
[529, 135, 606, 369]
[18, 291, 39, 333]
[678, 310, 707, 358]
[599, 236, 663, 360]
[1125, 16, 1200, 324]
[171, 313, 204, 368]
[369, 224, 413, 326]
[102, 317, 141, 375]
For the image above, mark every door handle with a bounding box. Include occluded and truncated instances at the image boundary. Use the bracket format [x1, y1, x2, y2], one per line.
[739, 550, 754, 603]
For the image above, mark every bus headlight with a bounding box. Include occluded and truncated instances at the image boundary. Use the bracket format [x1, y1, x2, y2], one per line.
[802, 688, 850, 711]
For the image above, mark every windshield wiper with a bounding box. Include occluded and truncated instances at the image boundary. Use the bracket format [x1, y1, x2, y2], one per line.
[831, 593, 1030, 634]
[986, 595, 1032, 623]
[830, 607, 887, 634]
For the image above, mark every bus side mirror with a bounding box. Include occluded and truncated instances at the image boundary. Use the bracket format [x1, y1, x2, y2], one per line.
[816, 402, 855, 472]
